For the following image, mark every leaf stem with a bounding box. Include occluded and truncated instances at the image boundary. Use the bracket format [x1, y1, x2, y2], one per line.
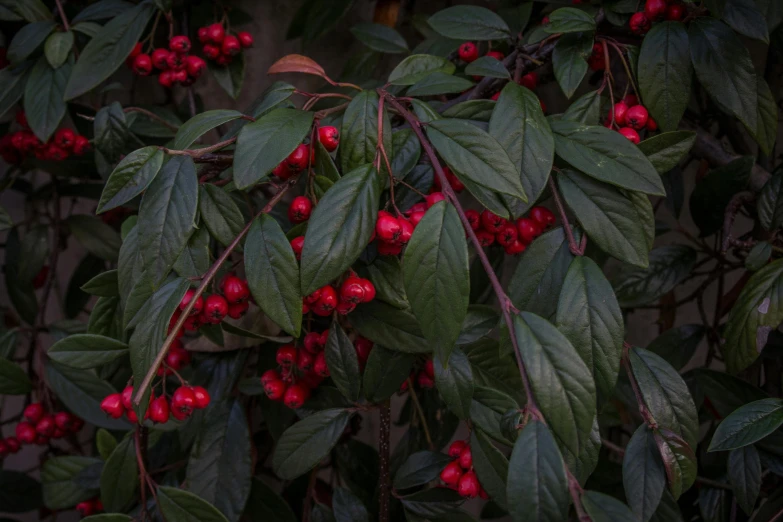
[159, 137, 237, 158]
[407, 377, 434, 451]
[124, 107, 180, 131]
[548, 176, 585, 255]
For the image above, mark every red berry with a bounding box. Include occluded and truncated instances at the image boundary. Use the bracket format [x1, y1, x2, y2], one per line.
[313, 285, 338, 316]
[71, 135, 89, 155]
[23, 403, 44, 423]
[288, 196, 313, 223]
[132, 54, 152, 75]
[426, 192, 445, 208]
[314, 351, 330, 377]
[529, 206, 556, 228]
[151, 48, 170, 69]
[121, 385, 134, 410]
[490, 92, 500, 101]
[228, 301, 249, 319]
[191, 386, 211, 409]
[129, 42, 142, 59]
[203, 44, 221, 60]
[623, 94, 639, 107]
[666, 3, 685, 20]
[354, 337, 373, 362]
[465, 209, 481, 231]
[646, 116, 658, 132]
[222, 275, 250, 304]
[486, 50, 504, 60]
[448, 440, 467, 458]
[297, 350, 314, 372]
[424, 358, 435, 379]
[408, 210, 426, 228]
[290, 236, 305, 260]
[165, 52, 186, 71]
[158, 70, 175, 88]
[171, 386, 196, 420]
[336, 300, 356, 315]
[440, 461, 464, 486]
[611, 102, 629, 127]
[340, 276, 366, 304]
[286, 144, 310, 171]
[16, 422, 36, 444]
[35, 415, 55, 437]
[185, 55, 206, 78]
[273, 161, 293, 180]
[207, 23, 225, 43]
[76, 501, 95, 517]
[276, 345, 298, 366]
[198, 27, 209, 43]
[261, 369, 280, 386]
[264, 379, 287, 401]
[180, 288, 204, 315]
[215, 54, 232, 66]
[629, 12, 651, 35]
[480, 210, 505, 234]
[5, 437, 19, 453]
[626, 105, 649, 130]
[304, 288, 322, 305]
[517, 217, 541, 243]
[100, 393, 125, 419]
[457, 470, 480, 498]
[360, 279, 375, 303]
[619, 127, 641, 144]
[458, 42, 479, 63]
[53, 128, 76, 149]
[519, 72, 538, 90]
[221, 35, 241, 56]
[318, 126, 340, 152]
[283, 383, 310, 409]
[169, 35, 191, 54]
[203, 294, 229, 323]
[417, 371, 434, 389]
[496, 222, 518, 247]
[458, 445, 473, 469]
[644, 0, 667, 20]
[476, 230, 495, 247]
[376, 211, 403, 243]
[398, 217, 414, 244]
[149, 396, 170, 424]
[303, 332, 323, 354]
[237, 31, 254, 48]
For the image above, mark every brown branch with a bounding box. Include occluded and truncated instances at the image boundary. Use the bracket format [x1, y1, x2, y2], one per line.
[720, 191, 755, 254]
[135, 426, 150, 521]
[133, 179, 297, 404]
[124, 107, 180, 132]
[160, 137, 237, 158]
[549, 176, 585, 255]
[622, 343, 657, 428]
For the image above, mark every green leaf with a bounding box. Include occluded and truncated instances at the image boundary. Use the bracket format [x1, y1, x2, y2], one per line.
[245, 214, 302, 337]
[350, 23, 408, 53]
[173, 110, 243, 150]
[507, 420, 569, 522]
[314, 139, 341, 181]
[758, 171, 783, 231]
[245, 478, 297, 522]
[688, 17, 757, 130]
[363, 346, 415, 403]
[489, 82, 553, 216]
[630, 347, 699, 447]
[545, 7, 596, 33]
[623, 425, 666, 522]
[0, 358, 32, 394]
[137, 156, 198, 285]
[555, 256, 623, 409]
[388, 54, 456, 85]
[187, 399, 252, 521]
[563, 90, 602, 125]
[199, 184, 244, 248]
[44, 31, 74, 68]
[653, 428, 697, 499]
[333, 487, 369, 522]
[581, 491, 636, 522]
[93, 101, 131, 162]
[442, 100, 496, 121]
[300, 165, 381, 294]
[612, 245, 697, 307]
[325, 322, 361, 402]
[233, 107, 314, 189]
[98, 147, 164, 213]
[552, 32, 592, 99]
[400, 488, 464, 518]
[393, 451, 453, 490]
[746, 241, 772, 271]
[433, 347, 473, 420]
[557, 170, 652, 267]
[209, 52, 245, 99]
[223, 81, 296, 139]
[24, 57, 70, 142]
[403, 201, 469, 362]
[67, 214, 122, 261]
[0, 66, 29, 119]
[690, 156, 753, 236]
[744, 76, 778, 156]
[42, 456, 101, 510]
[64, 3, 154, 100]
[340, 90, 391, 174]
[7, 20, 55, 63]
[709, 398, 783, 451]
[157, 486, 230, 522]
[391, 129, 421, 179]
[272, 409, 353, 480]
[48, 334, 128, 369]
[471, 429, 509, 510]
[427, 5, 510, 40]
[637, 131, 696, 174]
[638, 22, 692, 132]
[96, 429, 117, 461]
[0, 470, 42, 513]
[514, 312, 596, 454]
[464, 56, 510, 79]
[646, 324, 704, 371]
[723, 259, 783, 373]
[728, 444, 761, 514]
[349, 301, 428, 353]
[550, 120, 665, 196]
[100, 435, 137, 512]
[407, 72, 474, 96]
[427, 118, 527, 200]
[723, 0, 769, 42]
[174, 226, 210, 279]
[72, 0, 134, 22]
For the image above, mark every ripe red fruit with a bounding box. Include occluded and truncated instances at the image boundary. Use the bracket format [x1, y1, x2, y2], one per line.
[132, 54, 152, 75]
[644, 0, 667, 20]
[286, 236, 304, 261]
[149, 396, 170, 423]
[297, 350, 314, 372]
[490, 92, 500, 101]
[376, 212, 403, 242]
[486, 50, 504, 60]
[121, 385, 134, 410]
[646, 116, 658, 132]
[129, 42, 142, 59]
[465, 209, 481, 230]
[169, 35, 191, 54]
[424, 358, 435, 379]
[151, 48, 170, 69]
[476, 230, 495, 247]
[215, 54, 232, 66]
[354, 337, 373, 362]
[185, 55, 207, 78]
[276, 345, 298, 366]
[417, 371, 434, 389]
[221, 35, 241, 56]
[203, 44, 221, 60]
[408, 210, 426, 228]
[377, 240, 402, 256]
[76, 501, 95, 517]
[72, 135, 90, 155]
[318, 126, 340, 152]
[315, 286, 338, 316]
[426, 192, 446, 208]
[519, 72, 538, 90]
[166, 52, 186, 71]
[100, 393, 125, 419]
[23, 403, 44, 423]
[440, 461, 464, 486]
[228, 301, 249, 319]
[283, 383, 310, 409]
[261, 369, 280, 386]
[360, 279, 375, 302]
[458, 42, 479, 63]
[286, 144, 310, 171]
[496, 222, 518, 247]
[35, 415, 55, 437]
[448, 440, 467, 458]
[619, 127, 641, 144]
[16, 422, 36, 444]
[666, 3, 685, 21]
[480, 210, 505, 234]
[171, 386, 197, 420]
[192, 386, 211, 409]
[198, 27, 209, 43]
[626, 105, 649, 130]
[288, 196, 313, 223]
[458, 445, 473, 469]
[340, 276, 366, 304]
[180, 288, 204, 315]
[303, 332, 323, 354]
[237, 31, 254, 48]
[337, 300, 355, 315]
[457, 470, 480, 498]
[222, 275, 250, 304]
[203, 294, 229, 323]
[264, 379, 287, 401]
[623, 94, 639, 107]
[158, 70, 175, 88]
[314, 351, 330, 377]
[530, 206, 556, 228]
[398, 217, 414, 244]
[54, 128, 76, 149]
[5, 437, 20, 453]
[611, 102, 629, 126]
[517, 217, 542, 243]
[207, 23, 225, 43]
[629, 12, 651, 35]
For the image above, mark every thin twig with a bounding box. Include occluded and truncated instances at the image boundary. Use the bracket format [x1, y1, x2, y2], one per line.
[549, 176, 584, 255]
[160, 137, 236, 158]
[407, 377, 434, 450]
[124, 107, 180, 131]
[378, 400, 392, 522]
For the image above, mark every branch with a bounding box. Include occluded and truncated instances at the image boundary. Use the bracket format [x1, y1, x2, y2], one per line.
[378, 401, 392, 522]
[133, 179, 296, 404]
[124, 107, 180, 132]
[159, 137, 237, 159]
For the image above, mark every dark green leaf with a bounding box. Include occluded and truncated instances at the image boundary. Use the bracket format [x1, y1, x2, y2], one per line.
[157, 486, 229, 522]
[744, 76, 778, 156]
[350, 23, 408, 53]
[333, 487, 369, 522]
[0, 358, 32, 394]
[464, 56, 510, 79]
[0, 66, 29, 119]
[724, 0, 769, 42]
[81, 270, 119, 298]
[223, 81, 296, 139]
[48, 334, 128, 369]
[0, 470, 42, 513]
[173, 110, 243, 150]
[728, 444, 761, 514]
[245, 478, 297, 522]
[637, 131, 696, 173]
[563, 90, 602, 125]
[67, 214, 121, 261]
[44, 31, 73, 68]
[653, 428, 697, 499]
[690, 156, 752, 236]
[427, 5, 510, 40]
[612, 245, 697, 307]
[471, 429, 508, 510]
[314, 139, 341, 182]
[363, 346, 415, 403]
[199, 185, 244, 248]
[361, 256, 407, 309]
[623, 424, 666, 522]
[388, 54, 456, 85]
[174, 226, 210, 279]
[340, 90, 391, 174]
[646, 324, 704, 370]
[24, 57, 70, 142]
[42, 456, 101, 510]
[407, 72, 474, 96]
[209, 52, 244, 99]
[709, 398, 783, 451]
[325, 322, 361, 402]
[746, 241, 772, 271]
[8, 20, 55, 63]
[399, 488, 464, 517]
[545, 7, 596, 33]
[72, 0, 134, 22]
[96, 429, 117, 461]
[552, 32, 592, 99]
[442, 100, 496, 121]
[393, 451, 453, 490]
[433, 347, 473, 420]
[758, 171, 783, 231]
[390, 129, 421, 180]
[286, 0, 355, 43]
[581, 491, 635, 522]
[349, 301, 428, 353]
[64, 3, 154, 100]
[300, 165, 381, 294]
[100, 435, 137, 512]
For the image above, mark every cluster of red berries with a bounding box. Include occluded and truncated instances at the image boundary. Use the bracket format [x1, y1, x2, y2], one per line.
[272, 126, 340, 181]
[630, 0, 685, 35]
[101, 384, 210, 424]
[399, 358, 435, 393]
[588, 42, 606, 72]
[168, 274, 252, 337]
[10, 403, 83, 449]
[603, 94, 656, 144]
[439, 440, 488, 499]
[196, 23, 253, 66]
[262, 342, 327, 409]
[299, 274, 376, 316]
[127, 36, 207, 88]
[75, 498, 104, 518]
[462, 206, 556, 255]
[0, 111, 89, 164]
